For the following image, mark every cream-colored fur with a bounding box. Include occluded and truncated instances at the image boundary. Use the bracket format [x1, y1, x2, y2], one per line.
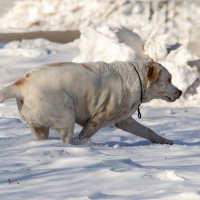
[0, 61, 182, 144]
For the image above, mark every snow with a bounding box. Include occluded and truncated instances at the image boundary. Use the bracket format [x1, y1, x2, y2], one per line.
[0, 38, 79, 58]
[73, 27, 136, 63]
[0, 0, 200, 199]
[0, 105, 200, 200]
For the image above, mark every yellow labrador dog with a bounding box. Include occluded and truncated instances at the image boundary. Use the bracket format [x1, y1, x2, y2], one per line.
[0, 61, 182, 145]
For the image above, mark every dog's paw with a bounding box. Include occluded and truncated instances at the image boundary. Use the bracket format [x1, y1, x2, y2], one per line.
[165, 139, 173, 145]
[72, 136, 91, 145]
[159, 138, 173, 145]
[160, 138, 174, 145]
[151, 137, 173, 145]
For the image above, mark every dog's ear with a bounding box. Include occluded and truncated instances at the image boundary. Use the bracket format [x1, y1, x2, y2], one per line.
[146, 62, 160, 82]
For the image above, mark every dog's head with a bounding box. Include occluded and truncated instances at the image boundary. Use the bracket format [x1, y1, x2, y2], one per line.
[144, 61, 182, 102]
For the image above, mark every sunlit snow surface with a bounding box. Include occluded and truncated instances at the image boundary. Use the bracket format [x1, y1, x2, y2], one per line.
[0, 103, 200, 200]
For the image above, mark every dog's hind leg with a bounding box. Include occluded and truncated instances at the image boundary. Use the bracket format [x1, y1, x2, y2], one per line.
[56, 111, 75, 144]
[55, 108, 75, 144]
[30, 125, 50, 140]
[16, 99, 49, 140]
[54, 93, 75, 144]
[57, 126, 75, 144]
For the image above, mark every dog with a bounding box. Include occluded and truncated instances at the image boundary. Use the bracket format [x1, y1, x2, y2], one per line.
[0, 60, 182, 144]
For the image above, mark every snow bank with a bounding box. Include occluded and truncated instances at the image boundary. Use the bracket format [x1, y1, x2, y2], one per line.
[73, 27, 135, 62]
[1, 0, 199, 42]
[164, 64, 197, 95]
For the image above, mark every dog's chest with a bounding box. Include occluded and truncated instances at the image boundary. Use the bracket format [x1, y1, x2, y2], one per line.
[106, 97, 140, 125]
[121, 99, 140, 118]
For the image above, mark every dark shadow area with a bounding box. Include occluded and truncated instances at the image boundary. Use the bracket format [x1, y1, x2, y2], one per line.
[167, 42, 181, 54]
[93, 140, 151, 147]
[174, 139, 200, 146]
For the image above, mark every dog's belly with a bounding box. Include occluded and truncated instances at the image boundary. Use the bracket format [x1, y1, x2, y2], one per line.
[74, 96, 139, 128]
[74, 108, 91, 127]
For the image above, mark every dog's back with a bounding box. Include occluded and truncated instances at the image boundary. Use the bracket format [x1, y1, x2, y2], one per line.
[0, 62, 123, 127]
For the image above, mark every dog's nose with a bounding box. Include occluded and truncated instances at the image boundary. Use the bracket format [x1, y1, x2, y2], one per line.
[176, 89, 182, 98]
[179, 90, 182, 97]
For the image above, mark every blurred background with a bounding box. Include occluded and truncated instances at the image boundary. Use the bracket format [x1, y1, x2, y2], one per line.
[0, 0, 199, 106]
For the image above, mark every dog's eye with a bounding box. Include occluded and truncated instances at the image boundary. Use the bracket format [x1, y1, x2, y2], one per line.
[168, 77, 172, 83]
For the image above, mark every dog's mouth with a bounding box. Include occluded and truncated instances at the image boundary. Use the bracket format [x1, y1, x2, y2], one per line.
[162, 90, 182, 102]
[164, 96, 175, 102]
[161, 95, 176, 102]
[159, 89, 182, 103]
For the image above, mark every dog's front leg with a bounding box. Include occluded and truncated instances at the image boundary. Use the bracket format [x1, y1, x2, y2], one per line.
[78, 120, 100, 143]
[115, 117, 173, 145]
[78, 113, 105, 143]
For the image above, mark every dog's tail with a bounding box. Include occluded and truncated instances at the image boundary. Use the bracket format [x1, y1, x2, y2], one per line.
[0, 84, 20, 103]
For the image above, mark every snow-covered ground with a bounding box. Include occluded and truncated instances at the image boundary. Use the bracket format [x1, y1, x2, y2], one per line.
[0, 0, 200, 199]
[1, 103, 200, 200]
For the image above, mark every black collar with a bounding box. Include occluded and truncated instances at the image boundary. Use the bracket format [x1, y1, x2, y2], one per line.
[130, 63, 143, 118]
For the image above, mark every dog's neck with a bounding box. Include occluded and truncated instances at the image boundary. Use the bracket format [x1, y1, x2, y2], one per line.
[93, 61, 149, 103]
[128, 61, 158, 103]
[109, 61, 146, 101]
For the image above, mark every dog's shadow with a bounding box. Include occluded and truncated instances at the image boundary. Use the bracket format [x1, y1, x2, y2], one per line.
[93, 138, 200, 147]
[93, 140, 152, 147]
[174, 140, 200, 147]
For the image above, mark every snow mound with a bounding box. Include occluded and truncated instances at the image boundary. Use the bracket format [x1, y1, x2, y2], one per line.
[160, 61, 198, 94]
[73, 27, 135, 62]
[166, 193, 200, 200]
[156, 170, 185, 181]
[144, 34, 168, 61]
